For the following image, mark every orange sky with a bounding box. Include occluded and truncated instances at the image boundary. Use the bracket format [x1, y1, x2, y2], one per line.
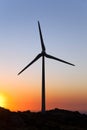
[0, 73, 87, 113]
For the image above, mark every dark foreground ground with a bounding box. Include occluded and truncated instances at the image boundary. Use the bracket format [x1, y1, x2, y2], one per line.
[0, 107, 87, 130]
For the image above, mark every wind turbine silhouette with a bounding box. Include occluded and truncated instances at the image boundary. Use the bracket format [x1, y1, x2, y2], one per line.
[18, 21, 75, 113]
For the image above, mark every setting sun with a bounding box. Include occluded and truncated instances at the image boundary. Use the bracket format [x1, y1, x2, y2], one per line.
[0, 92, 15, 110]
[0, 94, 6, 108]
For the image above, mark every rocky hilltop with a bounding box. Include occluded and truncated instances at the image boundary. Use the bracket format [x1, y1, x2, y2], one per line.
[0, 107, 87, 130]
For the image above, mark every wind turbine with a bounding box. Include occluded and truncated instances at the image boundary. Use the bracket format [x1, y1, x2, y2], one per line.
[18, 21, 75, 113]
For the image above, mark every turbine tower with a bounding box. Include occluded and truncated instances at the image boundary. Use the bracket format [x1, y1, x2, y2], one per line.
[18, 21, 75, 113]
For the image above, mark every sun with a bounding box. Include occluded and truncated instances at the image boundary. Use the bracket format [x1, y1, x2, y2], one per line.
[0, 94, 6, 108]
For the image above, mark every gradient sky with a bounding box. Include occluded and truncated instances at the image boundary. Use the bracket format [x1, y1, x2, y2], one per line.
[0, 0, 87, 113]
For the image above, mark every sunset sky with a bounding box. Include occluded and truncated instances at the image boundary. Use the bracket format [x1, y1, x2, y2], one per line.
[0, 0, 87, 113]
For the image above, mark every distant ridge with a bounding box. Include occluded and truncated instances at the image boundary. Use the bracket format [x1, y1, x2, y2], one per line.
[0, 107, 87, 129]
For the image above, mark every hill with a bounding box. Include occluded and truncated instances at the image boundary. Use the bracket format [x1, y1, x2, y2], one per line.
[0, 107, 87, 130]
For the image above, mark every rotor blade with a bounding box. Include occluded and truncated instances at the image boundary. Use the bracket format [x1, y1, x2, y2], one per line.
[18, 53, 42, 75]
[38, 21, 46, 51]
[45, 53, 75, 66]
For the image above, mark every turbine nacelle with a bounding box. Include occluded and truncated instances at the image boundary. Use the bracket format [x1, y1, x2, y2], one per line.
[41, 51, 46, 56]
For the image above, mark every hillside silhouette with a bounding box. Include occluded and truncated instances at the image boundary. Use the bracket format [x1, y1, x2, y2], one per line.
[0, 107, 87, 130]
